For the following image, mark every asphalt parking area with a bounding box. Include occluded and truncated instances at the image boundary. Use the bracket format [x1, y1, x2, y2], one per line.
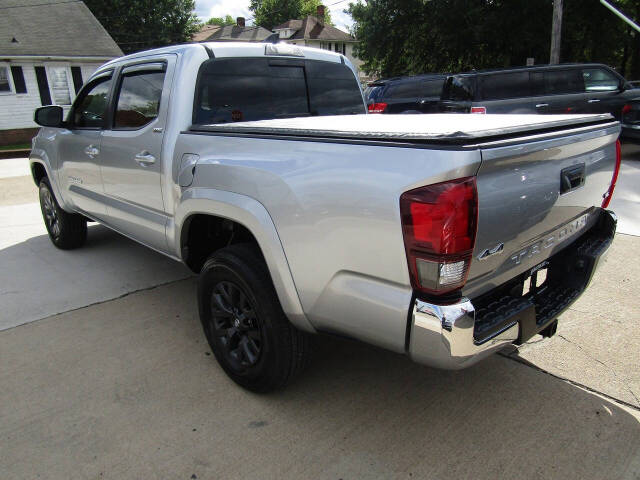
[1, 155, 639, 479]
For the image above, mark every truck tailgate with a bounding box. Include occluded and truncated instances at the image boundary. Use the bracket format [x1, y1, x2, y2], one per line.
[464, 120, 620, 301]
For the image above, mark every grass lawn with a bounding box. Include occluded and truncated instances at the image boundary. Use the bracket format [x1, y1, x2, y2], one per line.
[0, 143, 30, 151]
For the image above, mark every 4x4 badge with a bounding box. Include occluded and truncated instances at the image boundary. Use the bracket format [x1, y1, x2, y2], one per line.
[477, 243, 504, 260]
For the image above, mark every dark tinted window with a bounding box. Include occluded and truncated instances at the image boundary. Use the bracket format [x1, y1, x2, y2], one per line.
[480, 72, 530, 100]
[387, 80, 424, 98]
[73, 76, 112, 128]
[114, 71, 165, 128]
[442, 75, 475, 101]
[194, 58, 363, 124]
[537, 69, 584, 95]
[365, 85, 385, 101]
[305, 61, 364, 115]
[422, 79, 445, 97]
[582, 67, 619, 92]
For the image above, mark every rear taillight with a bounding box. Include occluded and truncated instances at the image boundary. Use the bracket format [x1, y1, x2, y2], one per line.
[368, 102, 387, 113]
[470, 106, 486, 114]
[400, 177, 478, 296]
[601, 139, 621, 209]
[622, 104, 632, 116]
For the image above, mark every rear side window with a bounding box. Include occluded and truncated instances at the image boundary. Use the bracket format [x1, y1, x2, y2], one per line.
[582, 68, 619, 92]
[442, 76, 475, 101]
[536, 70, 585, 95]
[194, 58, 363, 124]
[422, 79, 445, 97]
[114, 71, 165, 129]
[479, 72, 530, 100]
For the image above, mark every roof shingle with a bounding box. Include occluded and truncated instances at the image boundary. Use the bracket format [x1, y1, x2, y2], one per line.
[0, 0, 122, 57]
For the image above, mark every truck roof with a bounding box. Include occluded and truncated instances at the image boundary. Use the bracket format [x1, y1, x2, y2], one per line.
[190, 113, 615, 145]
[100, 42, 345, 70]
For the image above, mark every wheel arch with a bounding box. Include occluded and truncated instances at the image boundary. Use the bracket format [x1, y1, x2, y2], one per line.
[174, 189, 315, 333]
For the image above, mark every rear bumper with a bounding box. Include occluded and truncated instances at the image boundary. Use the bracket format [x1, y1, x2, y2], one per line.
[408, 209, 616, 370]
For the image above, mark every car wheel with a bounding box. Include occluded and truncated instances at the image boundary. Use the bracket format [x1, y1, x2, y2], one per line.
[197, 243, 311, 392]
[38, 177, 87, 249]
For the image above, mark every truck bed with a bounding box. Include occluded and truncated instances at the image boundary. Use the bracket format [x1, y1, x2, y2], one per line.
[190, 113, 615, 144]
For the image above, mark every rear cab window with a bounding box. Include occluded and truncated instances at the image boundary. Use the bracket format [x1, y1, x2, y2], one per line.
[194, 58, 364, 124]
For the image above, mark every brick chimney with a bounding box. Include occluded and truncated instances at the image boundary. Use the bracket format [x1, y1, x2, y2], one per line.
[236, 17, 245, 28]
[317, 5, 325, 25]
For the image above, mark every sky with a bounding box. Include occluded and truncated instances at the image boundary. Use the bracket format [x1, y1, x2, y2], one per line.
[194, 0, 355, 32]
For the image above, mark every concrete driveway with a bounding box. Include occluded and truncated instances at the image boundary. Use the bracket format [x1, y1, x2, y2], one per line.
[1, 154, 639, 479]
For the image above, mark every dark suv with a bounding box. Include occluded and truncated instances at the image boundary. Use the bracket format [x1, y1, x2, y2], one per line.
[439, 64, 640, 136]
[364, 74, 447, 114]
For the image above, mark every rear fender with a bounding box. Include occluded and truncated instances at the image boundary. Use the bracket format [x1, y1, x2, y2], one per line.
[173, 188, 315, 333]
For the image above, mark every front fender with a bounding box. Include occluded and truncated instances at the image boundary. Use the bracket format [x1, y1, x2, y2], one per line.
[172, 187, 315, 334]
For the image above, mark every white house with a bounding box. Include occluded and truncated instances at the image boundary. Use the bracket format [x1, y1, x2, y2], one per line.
[272, 5, 366, 82]
[0, 0, 122, 146]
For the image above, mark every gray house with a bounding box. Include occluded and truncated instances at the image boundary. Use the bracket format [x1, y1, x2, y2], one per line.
[0, 0, 122, 146]
[193, 17, 273, 43]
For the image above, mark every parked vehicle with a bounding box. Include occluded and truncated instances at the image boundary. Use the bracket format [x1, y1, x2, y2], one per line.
[364, 74, 447, 113]
[30, 43, 620, 392]
[440, 63, 640, 137]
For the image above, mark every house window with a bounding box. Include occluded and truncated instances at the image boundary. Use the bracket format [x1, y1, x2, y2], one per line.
[47, 66, 73, 105]
[0, 65, 12, 93]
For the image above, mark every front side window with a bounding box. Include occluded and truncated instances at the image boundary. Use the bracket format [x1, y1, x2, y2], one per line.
[48, 66, 72, 105]
[0, 66, 10, 93]
[583, 68, 620, 92]
[194, 58, 364, 124]
[72, 76, 112, 128]
[480, 72, 530, 100]
[114, 71, 165, 129]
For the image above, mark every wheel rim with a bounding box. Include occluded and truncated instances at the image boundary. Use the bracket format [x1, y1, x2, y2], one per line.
[209, 281, 263, 371]
[41, 188, 61, 238]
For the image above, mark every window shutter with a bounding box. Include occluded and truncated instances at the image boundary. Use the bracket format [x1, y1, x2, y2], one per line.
[10, 66, 27, 94]
[71, 66, 83, 94]
[34, 66, 52, 105]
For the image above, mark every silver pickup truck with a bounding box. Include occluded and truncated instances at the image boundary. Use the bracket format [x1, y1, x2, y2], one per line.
[30, 43, 620, 392]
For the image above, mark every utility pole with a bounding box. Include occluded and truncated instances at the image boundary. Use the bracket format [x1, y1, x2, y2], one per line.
[550, 0, 563, 64]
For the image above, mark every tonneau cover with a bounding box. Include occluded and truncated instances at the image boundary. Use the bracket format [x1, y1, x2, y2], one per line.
[190, 113, 615, 144]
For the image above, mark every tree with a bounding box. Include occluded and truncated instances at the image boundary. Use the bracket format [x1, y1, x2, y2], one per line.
[250, 0, 333, 30]
[206, 15, 235, 26]
[84, 0, 200, 54]
[348, 0, 640, 79]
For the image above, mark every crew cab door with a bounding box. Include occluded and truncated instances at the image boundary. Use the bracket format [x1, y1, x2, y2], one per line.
[530, 69, 586, 114]
[57, 71, 113, 219]
[99, 56, 175, 253]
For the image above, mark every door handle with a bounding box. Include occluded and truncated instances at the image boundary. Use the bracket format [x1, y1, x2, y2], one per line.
[134, 151, 156, 166]
[535, 103, 549, 108]
[588, 99, 601, 103]
[84, 145, 99, 157]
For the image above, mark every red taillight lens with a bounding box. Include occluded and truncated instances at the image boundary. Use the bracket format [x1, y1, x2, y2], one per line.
[368, 102, 387, 113]
[602, 139, 621, 209]
[622, 104, 632, 115]
[470, 106, 486, 114]
[400, 177, 478, 296]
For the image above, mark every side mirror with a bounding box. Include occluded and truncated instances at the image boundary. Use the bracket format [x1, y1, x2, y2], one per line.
[34, 105, 64, 127]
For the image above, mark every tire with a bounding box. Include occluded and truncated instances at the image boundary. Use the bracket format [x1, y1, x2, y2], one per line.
[38, 177, 87, 249]
[197, 244, 311, 392]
